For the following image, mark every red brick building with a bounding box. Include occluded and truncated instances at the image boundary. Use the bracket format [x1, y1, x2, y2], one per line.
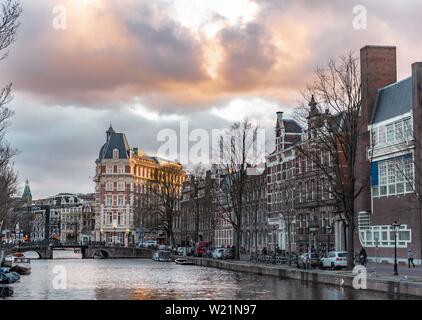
[358, 46, 422, 264]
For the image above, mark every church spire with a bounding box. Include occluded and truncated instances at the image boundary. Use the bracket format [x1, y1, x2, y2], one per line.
[22, 179, 32, 204]
[106, 124, 115, 142]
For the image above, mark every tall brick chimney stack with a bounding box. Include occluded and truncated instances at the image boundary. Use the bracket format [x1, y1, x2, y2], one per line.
[356, 46, 397, 216]
[412, 62, 422, 194]
[360, 46, 397, 123]
[412, 62, 422, 111]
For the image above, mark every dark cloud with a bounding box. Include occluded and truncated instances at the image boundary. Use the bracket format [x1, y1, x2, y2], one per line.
[0, 1, 209, 108]
[8, 96, 233, 198]
[4, 0, 422, 198]
[217, 22, 277, 90]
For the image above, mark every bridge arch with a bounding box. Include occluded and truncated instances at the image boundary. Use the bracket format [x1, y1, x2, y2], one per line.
[4, 248, 45, 259]
[16, 250, 42, 259]
[92, 249, 110, 259]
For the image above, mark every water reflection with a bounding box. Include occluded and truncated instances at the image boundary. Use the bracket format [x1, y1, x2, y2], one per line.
[6, 259, 417, 300]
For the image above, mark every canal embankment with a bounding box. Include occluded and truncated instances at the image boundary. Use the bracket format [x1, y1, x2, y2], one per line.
[188, 257, 422, 297]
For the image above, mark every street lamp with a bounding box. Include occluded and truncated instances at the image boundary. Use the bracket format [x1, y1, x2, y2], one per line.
[391, 221, 401, 276]
[326, 224, 332, 255]
[272, 224, 278, 253]
[308, 218, 319, 254]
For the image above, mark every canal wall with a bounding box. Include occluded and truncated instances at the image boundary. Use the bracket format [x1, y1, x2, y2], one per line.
[189, 258, 422, 297]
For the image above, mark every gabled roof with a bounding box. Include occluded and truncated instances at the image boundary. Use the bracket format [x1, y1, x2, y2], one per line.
[328, 111, 349, 133]
[284, 119, 303, 133]
[372, 77, 412, 124]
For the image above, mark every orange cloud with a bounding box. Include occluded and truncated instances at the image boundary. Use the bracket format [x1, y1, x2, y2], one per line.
[1, 0, 422, 112]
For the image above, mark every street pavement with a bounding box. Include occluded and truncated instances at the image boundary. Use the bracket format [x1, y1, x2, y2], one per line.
[239, 254, 422, 282]
[366, 262, 422, 278]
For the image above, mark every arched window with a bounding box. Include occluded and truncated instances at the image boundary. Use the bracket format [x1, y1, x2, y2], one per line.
[113, 148, 119, 159]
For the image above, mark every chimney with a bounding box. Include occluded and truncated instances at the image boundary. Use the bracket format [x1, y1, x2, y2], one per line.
[412, 62, 422, 111]
[360, 46, 397, 124]
[355, 45, 397, 216]
[276, 111, 283, 120]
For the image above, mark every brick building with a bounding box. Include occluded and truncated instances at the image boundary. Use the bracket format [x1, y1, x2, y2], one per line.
[359, 46, 422, 264]
[266, 112, 302, 253]
[241, 165, 268, 254]
[179, 168, 220, 247]
[94, 126, 185, 246]
[294, 98, 348, 256]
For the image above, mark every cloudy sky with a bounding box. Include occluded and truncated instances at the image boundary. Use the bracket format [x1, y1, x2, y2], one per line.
[2, 0, 422, 198]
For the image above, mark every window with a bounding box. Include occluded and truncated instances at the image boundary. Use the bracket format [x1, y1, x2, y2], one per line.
[305, 181, 310, 201]
[117, 166, 125, 174]
[106, 182, 113, 191]
[106, 166, 113, 174]
[118, 196, 124, 207]
[360, 225, 412, 248]
[386, 124, 395, 144]
[394, 121, 404, 142]
[403, 118, 413, 140]
[113, 148, 119, 159]
[117, 182, 125, 191]
[387, 161, 396, 195]
[372, 127, 378, 146]
[373, 154, 414, 198]
[373, 118, 413, 147]
[378, 126, 386, 145]
[311, 179, 316, 201]
[106, 195, 112, 206]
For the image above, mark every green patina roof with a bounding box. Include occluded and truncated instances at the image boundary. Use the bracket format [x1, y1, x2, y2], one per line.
[22, 179, 32, 200]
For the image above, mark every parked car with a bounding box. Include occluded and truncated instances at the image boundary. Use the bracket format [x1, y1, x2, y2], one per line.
[212, 247, 234, 259]
[212, 248, 225, 259]
[139, 240, 157, 249]
[194, 241, 210, 257]
[177, 247, 194, 256]
[320, 251, 348, 270]
[222, 248, 234, 259]
[296, 252, 320, 269]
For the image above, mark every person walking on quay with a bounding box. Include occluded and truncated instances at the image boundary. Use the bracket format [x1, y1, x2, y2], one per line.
[359, 247, 367, 266]
[408, 249, 415, 268]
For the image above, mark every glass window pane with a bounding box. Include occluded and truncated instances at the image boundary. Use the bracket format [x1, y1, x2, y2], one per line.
[395, 121, 404, 142]
[379, 126, 386, 144]
[387, 124, 395, 144]
[380, 186, 387, 196]
[372, 187, 379, 197]
[399, 231, 410, 241]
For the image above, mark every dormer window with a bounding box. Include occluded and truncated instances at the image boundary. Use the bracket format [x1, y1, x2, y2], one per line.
[113, 148, 119, 159]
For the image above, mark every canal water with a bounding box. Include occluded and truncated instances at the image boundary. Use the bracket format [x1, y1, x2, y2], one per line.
[5, 252, 417, 300]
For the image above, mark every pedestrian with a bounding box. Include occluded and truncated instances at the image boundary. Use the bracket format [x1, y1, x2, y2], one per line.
[359, 247, 367, 266]
[408, 249, 415, 268]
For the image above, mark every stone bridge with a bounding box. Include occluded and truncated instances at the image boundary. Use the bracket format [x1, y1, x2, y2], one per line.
[0, 243, 154, 260]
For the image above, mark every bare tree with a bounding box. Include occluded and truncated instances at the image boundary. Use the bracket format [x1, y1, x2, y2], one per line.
[294, 52, 362, 270]
[217, 118, 262, 260]
[133, 187, 160, 243]
[282, 180, 296, 266]
[0, 0, 22, 235]
[189, 163, 206, 243]
[243, 169, 266, 255]
[150, 163, 185, 246]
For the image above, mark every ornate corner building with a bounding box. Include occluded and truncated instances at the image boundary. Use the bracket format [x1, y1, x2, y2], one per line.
[94, 125, 185, 246]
